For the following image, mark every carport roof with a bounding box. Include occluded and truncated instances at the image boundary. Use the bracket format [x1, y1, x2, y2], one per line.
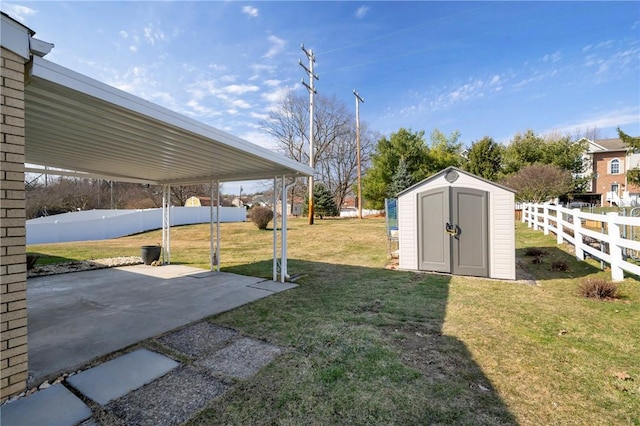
[24, 56, 313, 185]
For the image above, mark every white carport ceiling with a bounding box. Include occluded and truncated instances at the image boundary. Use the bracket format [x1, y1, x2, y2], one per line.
[24, 56, 313, 185]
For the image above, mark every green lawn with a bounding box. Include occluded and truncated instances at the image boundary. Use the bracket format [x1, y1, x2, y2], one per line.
[28, 218, 640, 425]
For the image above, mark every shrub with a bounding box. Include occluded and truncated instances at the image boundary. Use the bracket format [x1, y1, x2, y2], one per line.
[550, 260, 569, 272]
[26, 253, 39, 270]
[579, 277, 619, 299]
[524, 247, 547, 257]
[248, 206, 273, 230]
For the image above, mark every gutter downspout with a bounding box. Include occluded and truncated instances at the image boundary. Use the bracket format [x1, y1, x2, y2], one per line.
[281, 177, 298, 282]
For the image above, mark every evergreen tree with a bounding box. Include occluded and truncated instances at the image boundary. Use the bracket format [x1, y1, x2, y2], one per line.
[618, 127, 640, 185]
[362, 128, 429, 209]
[388, 157, 413, 197]
[463, 136, 503, 181]
[303, 183, 339, 219]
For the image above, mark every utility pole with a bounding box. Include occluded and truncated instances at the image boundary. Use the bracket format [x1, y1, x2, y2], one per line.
[354, 90, 364, 219]
[300, 44, 318, 225]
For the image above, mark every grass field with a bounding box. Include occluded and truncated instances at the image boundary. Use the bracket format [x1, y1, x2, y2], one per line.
[28, 218, 640, 425]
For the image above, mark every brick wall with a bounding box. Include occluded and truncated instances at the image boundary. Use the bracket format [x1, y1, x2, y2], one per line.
[1, 46, 28, 401]
[594, 151, 640, 205]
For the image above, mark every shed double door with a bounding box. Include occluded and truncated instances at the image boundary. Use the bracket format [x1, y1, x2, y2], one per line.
[418, 187, 488, 277]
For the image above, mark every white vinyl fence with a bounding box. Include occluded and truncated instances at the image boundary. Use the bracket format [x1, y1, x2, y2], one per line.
[27, 207, 246, 245]
[522, 203, 640, 281]
[339, 209, 383, 218]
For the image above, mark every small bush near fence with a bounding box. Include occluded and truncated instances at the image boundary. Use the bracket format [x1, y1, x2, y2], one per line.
[524, 247, 548, 257]
[579, 277, 619, 300]
[551, 260, 569, 272]
[248, 206, 273, 230]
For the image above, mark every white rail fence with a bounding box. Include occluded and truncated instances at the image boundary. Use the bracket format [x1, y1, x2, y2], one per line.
[522, 203, 640, 281]
[27, 207, 246, 245]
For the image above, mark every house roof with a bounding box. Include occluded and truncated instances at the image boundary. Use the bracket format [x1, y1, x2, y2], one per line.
[396, 166, 516, 198]
[585, 138, 626, 153]
[24, 56, 313, 185]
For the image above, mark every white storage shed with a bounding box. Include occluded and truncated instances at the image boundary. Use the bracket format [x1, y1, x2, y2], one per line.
[397, 167, 516, 280]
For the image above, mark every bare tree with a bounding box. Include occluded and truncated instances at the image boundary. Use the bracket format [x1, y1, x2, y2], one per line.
[572, 126, 602, 142]
[318, 122, 376, 208]
[262, 91, 376, 209]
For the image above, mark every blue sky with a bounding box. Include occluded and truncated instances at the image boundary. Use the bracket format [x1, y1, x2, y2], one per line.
[4, 1, 640, 193]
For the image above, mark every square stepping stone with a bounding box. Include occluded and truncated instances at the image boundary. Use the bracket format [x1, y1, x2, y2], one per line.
[0, 384, 91, 426]
[107, 366, 229, 426]
[67, 348, 179, 405]
[196, 337, 282, 379]
[158, 322, 237, 357]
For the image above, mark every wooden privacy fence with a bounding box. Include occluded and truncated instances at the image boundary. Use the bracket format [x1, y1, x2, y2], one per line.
[522, 203, 640, 281]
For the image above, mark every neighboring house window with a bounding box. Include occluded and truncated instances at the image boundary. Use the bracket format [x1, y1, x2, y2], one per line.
[610, 158, 620, 174]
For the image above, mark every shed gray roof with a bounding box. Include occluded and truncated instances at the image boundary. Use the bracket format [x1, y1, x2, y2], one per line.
[396, 166, 516, 198]
[24, 56, 313, 185]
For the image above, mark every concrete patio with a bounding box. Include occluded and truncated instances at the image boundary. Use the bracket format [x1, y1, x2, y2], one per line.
[25, 264, 296, 384]
[1, 265, 297, 425]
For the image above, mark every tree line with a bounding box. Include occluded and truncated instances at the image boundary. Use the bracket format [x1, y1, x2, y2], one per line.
[264, 92, 640, 211]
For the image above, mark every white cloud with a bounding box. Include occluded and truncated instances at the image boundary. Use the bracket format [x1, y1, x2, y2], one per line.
[242, 5, 259, 18]
[542, 51, 562, 63]
[264, 79, 282, 87]
[595, 40, 615, 50]
[552, 106, 640, 135]
[239, 130, 278, 149]
[584, 43, 640, 78]
[263, 35, 286, 58]
[231, 99, 251, 109]
[129, 45, 138, 53]
[2, 3, 36, 22]
[119, 30, 129, 39]
[249, 64, 277, 81]
[107, 65, 156, 94]
[186, 99, 222, 117]
[355, 6, 369, 19]
[143, 23, 166, 45]
[208, 63, 227, 72]
[262, 86, 292, 105]
[250, 111, 269, 120]
[224, 84, 259, 95]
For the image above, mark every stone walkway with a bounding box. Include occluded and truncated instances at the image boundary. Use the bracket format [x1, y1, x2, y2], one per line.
[2, 322, 283, 426]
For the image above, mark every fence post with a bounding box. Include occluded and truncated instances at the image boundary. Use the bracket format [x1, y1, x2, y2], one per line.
[533, 204, 540, 231]
[607, 212, 624, 282]
[556, 206, 563, 244]
[522, 203, 527, 223]
[543, 203, 550, 235]
[572, 208, 584, 260]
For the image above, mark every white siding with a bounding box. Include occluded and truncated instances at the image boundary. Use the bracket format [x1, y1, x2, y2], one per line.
[489, 191, 516, 280]
[397, 168, 515, 280]
[398, 193, 417, 270]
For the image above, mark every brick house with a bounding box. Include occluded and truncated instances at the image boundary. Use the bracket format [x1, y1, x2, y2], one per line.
[578, 137, 640, 206]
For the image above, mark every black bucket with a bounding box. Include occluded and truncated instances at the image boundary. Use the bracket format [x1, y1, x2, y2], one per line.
[141, 245, 162, 265]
